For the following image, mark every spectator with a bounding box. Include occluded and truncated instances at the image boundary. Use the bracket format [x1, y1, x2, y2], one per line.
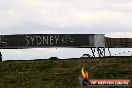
[80, 67, 91, 86]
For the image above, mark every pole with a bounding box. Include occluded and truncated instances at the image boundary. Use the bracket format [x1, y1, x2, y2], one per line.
[0, 52, 2, 62]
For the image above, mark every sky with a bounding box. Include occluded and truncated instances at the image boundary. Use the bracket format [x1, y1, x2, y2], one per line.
[0, 0, 132, 60]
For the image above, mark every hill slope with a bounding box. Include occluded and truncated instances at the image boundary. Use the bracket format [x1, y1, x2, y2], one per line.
[0, 58, 131, 88]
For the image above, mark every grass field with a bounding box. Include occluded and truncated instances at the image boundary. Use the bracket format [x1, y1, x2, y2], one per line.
[0, 57, 131, 88]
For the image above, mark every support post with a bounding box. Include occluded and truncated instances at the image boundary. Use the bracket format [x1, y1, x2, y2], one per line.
[108, 48, 111, 56]
[90, 48, 96, 57]
[97, 47, 105, 57]
[0, 52, 2, 62]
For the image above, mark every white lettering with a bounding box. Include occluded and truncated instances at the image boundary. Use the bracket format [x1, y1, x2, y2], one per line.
[25, 35, 61, 46]
[43, 36, 48, 45]
[50, 36, 54, 45]
[36, 36, 42, 45]
[31, 36, 35, 45]
[25, 36, 30, 45]
[0, 36, 8, 45]
[55, 36, 59, 44]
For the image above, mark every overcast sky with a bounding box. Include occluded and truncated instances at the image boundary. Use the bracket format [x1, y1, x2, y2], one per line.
[0, 0, 132, 60]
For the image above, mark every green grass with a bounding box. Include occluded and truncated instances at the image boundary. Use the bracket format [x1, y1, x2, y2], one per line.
[0, 58, 131, 88]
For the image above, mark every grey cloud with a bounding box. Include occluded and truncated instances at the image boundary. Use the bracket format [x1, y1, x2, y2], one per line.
[107, 0, 132, 3]
[0, 0, 132, 60]
[0, 0, 132, 29]
[1, 21, 132, 35]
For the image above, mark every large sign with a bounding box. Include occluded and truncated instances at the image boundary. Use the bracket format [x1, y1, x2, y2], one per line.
[0, 34, 105, 49]
[106, 37, 132, 48]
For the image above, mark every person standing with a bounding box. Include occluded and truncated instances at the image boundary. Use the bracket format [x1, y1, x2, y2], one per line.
[0, 52, 2, 62]
[80, 67, 91, 86]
